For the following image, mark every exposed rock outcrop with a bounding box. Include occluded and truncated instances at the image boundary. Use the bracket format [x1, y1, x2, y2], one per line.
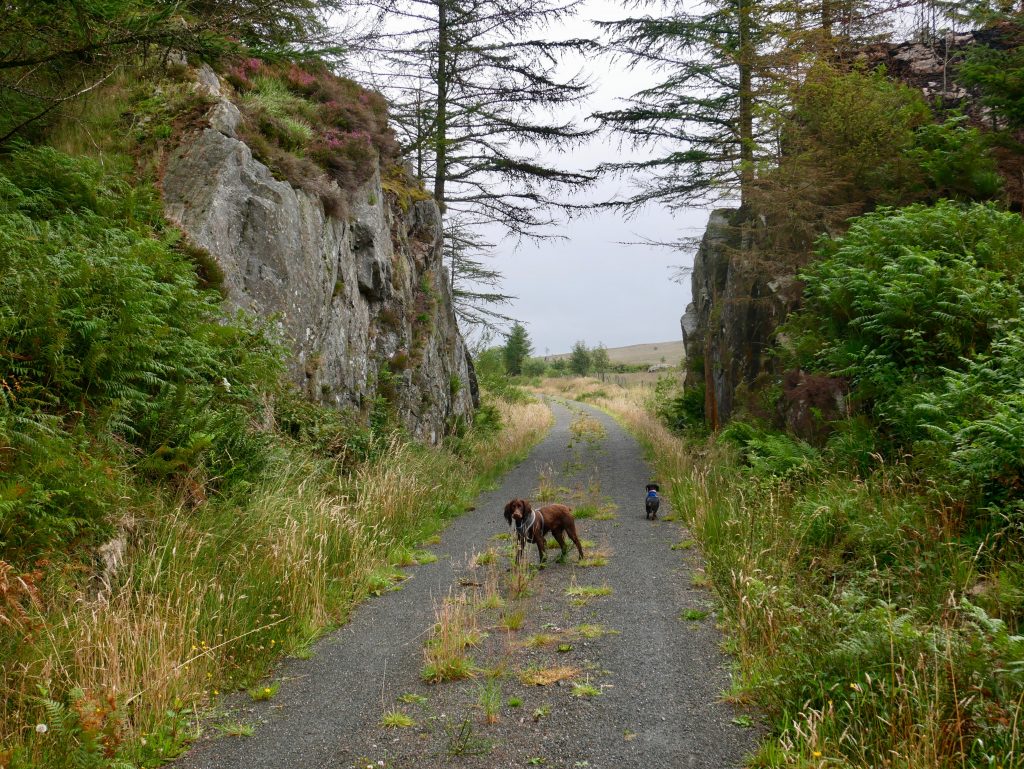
[163, 67, 475, 443]
[680, 210, 802, 429]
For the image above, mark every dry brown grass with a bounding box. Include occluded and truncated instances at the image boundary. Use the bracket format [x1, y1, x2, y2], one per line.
[518, 665, 580, 686]
[3, 398, 553, 762]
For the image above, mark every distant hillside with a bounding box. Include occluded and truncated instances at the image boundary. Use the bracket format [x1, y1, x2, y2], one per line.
[549, 340, 685, 367]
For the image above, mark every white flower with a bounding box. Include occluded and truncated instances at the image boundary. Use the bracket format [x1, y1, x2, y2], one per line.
[221, 377, 231, 392]
[35, 723, 48, 734]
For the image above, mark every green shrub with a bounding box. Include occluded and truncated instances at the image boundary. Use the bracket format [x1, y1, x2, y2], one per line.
[718, 421, 818, 479]
[0, 146, 283, 561]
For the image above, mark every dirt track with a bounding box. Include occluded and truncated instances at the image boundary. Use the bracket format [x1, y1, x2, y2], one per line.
[176, 399, 756, 769]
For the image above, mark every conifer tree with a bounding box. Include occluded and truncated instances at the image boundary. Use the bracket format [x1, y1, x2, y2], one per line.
[503, 323, 532, 376]
[351, 0, 595, 238]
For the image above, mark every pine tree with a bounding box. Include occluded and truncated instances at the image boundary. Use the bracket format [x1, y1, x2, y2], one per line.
[353, 0, 596, 238]
[593, 0, 776, 209]
[503, 323, 532, 376]
[593, 0, 904, 210]
[443, 217, 515, 331]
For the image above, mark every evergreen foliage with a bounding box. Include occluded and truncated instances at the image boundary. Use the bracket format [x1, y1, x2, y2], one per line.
[502, 323, 532, 376]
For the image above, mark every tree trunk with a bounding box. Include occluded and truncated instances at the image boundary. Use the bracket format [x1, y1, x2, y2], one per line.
[738, 0, 754, 208]
[433, 0, 448, 211]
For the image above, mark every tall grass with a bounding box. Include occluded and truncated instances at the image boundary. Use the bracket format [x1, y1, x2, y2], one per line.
[2, 398, 551, 768]
[596, 386, 1024, 769]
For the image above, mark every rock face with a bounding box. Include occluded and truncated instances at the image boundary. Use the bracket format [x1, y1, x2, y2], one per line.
[163, 68, 475, 443]
[680, 210, 801, 429]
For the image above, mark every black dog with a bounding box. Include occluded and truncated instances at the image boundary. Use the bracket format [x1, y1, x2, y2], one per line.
[645, 482, 660, 520]
[503, 498, 584, 565]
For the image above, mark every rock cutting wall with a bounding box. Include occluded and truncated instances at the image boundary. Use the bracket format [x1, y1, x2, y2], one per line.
[680, 210, 801, 429]
[162, 67, 475, 443]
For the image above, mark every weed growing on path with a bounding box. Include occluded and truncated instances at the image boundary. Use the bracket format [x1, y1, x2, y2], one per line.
[213, 721, 256, 737]
[571, 681, 601, 698]
[422, 594, 480, 683]
[498, 609, 526, 632]
[519, 665, 579, 686]
[248, 682, 280, 701]
[680, 609, 710, 622]
[444, 718, 491, 757]
[381, 710, 416, 728]
[565, 580, 612, 606]
[478, 679, 502, 723]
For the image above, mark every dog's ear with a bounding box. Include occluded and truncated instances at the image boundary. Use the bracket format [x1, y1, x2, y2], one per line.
[503, 500, 514, 525]
[523, 500, 533, 514]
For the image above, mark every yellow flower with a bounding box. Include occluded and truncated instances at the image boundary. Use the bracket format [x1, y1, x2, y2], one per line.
[812, 751, 822, 758]
[263, 687, 272, 694]
[213, 689, 219, 695]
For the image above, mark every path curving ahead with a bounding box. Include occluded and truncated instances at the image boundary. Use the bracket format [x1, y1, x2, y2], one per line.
[177, 399, 756, 769]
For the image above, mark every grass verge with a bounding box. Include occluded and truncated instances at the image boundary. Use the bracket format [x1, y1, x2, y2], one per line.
[595, 383, 1024, 769]
[2, 398, 551, 768]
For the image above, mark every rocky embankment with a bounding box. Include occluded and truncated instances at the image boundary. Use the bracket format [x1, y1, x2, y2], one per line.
[163, 66, 476, 443]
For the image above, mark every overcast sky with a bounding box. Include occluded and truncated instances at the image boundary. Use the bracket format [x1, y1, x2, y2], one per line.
[473, 0, 718, 357]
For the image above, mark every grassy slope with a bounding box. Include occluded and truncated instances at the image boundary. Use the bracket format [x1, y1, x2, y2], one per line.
[548, 340, 685, 367]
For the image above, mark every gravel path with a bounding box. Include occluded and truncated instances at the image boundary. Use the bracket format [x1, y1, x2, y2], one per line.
[176, 399, 756, 769]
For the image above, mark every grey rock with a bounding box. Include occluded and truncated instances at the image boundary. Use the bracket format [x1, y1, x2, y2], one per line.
[163, 94, 475, 442]
[206, 99, 240, 137]
[681, 209, 799, 427]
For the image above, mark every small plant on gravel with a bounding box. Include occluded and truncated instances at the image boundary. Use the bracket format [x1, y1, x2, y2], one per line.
[572, 681, 601, 698]
[557, 643, 573, 653]
[498, 609, 526, 631]
[577, 554, 609, 567]
[423, 594, 479, 683]
[519, 665, 579, 686]
[569, 414, 606, 445]
[671, 539, 696, 550]
[691, 571, 710, 588]
[444, 718, 491, 757]
[214, 721, 255, 737]
[398, 692, 428, 705]
[575, 623, 614, 639]
[532, 705, 551, 721]
[248, 682, 280, 701]
[535, 464, 561, 501]
[508, 696, 523, 707]
[381, 710, 416, 728]
[422, 534, 442, 545]
[506, 565, 533, 600]
[471, 548, 498, 567]
[681, 608, 710, 621]
[366, 565, 407, 596]
[479, 679, 502, 724]
[525, 632, 559, 648]
[413, 549, 438, 565]
[565, 580, 612, 605]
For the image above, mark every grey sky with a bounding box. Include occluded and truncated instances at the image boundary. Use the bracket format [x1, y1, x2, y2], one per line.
[476, 0, 717, 356]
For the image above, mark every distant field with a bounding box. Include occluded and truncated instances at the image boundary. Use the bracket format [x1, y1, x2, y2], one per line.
[549, 340, 685, 367]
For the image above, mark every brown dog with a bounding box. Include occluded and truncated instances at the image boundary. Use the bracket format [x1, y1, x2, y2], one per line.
[503, 498, 584, 565]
